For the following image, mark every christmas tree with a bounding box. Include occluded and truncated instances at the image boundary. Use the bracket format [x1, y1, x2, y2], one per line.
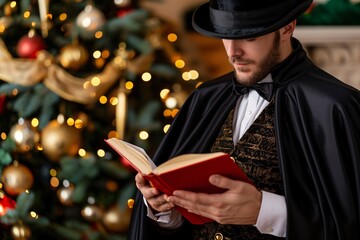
[297, 0, 360, 25]
[0, 0, 199, 239]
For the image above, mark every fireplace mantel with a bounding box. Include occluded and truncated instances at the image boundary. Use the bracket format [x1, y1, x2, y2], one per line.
[294, 26, 360, 89]
[294, 26, 360, 44]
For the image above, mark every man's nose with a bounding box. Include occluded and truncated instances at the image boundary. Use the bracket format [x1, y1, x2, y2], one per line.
[227, 40, 244, 57]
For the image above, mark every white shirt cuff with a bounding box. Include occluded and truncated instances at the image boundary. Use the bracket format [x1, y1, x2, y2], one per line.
[254, 191, 287, 237]
[143, 196, 184, 228]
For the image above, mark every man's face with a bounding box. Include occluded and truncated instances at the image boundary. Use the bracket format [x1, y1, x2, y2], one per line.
[222, 31, 281, 85]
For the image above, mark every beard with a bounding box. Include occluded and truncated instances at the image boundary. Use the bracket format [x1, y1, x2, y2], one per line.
[230, 31, 281, 85]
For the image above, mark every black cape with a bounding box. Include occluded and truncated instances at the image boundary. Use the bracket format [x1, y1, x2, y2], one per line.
[128, 38, 360, 240]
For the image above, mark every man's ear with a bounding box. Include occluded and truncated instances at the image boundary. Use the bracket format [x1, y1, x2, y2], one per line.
[280, 20, 296, 42]
[282, 20, 296, 35]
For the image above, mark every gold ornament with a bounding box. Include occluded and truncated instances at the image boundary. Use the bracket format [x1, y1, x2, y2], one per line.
[41, 120, 82, 162]
[102, 205, 132, 233]
[59, 42, 89, 71]
[9, 119, 40, 153]
[1, 163, 34, 196]
[81, 204, 104, 222]
[57, 185, 74, 206]
[11, 223, 31, 240]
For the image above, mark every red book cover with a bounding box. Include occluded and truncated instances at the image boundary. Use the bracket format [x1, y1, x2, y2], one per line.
[144, 154, 253, 224]
[105, 138, 254, 224]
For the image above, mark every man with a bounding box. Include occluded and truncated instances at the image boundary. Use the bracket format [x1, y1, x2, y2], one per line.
[128, 0, 360, 239]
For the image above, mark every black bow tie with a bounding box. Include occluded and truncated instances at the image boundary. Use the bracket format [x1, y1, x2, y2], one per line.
[233, 82, 274, 101]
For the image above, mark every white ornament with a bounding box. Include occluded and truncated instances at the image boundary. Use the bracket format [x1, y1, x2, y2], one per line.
[76, 5, 106, 34]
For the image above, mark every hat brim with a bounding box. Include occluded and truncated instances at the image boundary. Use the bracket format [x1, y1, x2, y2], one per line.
[192, 1, 312, 39]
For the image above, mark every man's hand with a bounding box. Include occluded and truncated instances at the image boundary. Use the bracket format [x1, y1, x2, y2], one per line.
[135, 173, 175, 213]
[167, 174, 262, 225]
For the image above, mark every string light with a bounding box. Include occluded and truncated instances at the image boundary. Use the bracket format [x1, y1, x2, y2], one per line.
[1, 132, 7, 140]
[97, 149, 105, 157]
[59, 13, 67, 21]
[95, 31, 103, 39]
[167, 33, 177, 42]
[10, 1, 16, 8]
[23, 11, 31, 19]
[30, 211, 39, 219]
[91, 76, 101, 86]
[67, 118, 75, 126]
[125, 81, 134, 90]
[93, 50, 101, 59]
[139, 131, 149, 140]
[74, 119, 84, 129]
[175, 59, 185, 69]
[141, 72, 152, 82]
[50, 177, 59, 187]
[99, 96, 107, 104]
[160, 89, 170, 100]
[102, 50, 110, 58]
[163, 124, 171, 133]
[165, 97, 177, 109]
[109, 97, 118, 105]
[31, 118, 39, 127]
[163, 109, 172, 117]
[78, 148, 86, 157]
[50, 169, 57, 177]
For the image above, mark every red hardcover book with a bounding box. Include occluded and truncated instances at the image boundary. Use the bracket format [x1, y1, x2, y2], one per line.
[105, 138, 254, 224]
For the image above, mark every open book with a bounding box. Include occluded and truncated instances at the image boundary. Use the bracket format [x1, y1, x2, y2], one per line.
[105, 137, 254, 225]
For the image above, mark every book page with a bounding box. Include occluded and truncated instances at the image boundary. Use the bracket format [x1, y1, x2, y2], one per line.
[153, 152, 226, 174]
[106, 138, 156, 174]
[121, 141, 157, 170]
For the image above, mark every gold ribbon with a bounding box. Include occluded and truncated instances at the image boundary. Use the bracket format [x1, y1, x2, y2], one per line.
[0, 39, 154, 105]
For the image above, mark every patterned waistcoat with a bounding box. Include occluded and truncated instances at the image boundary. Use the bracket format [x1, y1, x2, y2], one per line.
[191, 99, 285, 240]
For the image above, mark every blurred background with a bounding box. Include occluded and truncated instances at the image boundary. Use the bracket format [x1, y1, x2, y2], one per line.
[0, 0, 359, 239]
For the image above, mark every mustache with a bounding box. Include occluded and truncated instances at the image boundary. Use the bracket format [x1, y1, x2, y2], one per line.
[229, 56, 253, 65]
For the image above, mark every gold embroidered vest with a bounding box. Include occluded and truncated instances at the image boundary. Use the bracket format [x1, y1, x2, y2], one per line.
[191, 99, 285, 240]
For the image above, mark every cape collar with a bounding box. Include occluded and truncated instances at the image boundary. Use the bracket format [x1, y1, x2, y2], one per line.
[271, 38, 312, 86]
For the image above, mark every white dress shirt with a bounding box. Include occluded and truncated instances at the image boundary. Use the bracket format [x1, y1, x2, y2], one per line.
[145, 74, 287, 237]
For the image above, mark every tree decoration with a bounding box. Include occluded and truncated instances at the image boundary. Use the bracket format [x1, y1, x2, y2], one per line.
[298, 0, 360, 25]
[59, 41, 89, 71]
[0, 191, 16, 216]
[11, 223, 31, 240]
[38, 0, 50, 38]
[9, 119, 40, 153]
[81, 204, 104, 222]
[0, 0, 196, 238]
[76, 4, 106, 39]
[57, 184, 75, 206]
[114, 0, 132, 8]
[16, 29, 46, 59]
[102, 205, 132, 234]
[0, 95, 6, 114]
[41, 119, 82, 162]
[1, 162, 34, 196]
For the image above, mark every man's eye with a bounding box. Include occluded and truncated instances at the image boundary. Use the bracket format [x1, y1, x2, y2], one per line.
[246, 38, 256, 42]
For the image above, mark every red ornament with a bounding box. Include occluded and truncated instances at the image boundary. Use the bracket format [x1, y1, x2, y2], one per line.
[16, 33, 46, 59]
[0, 192, 16, 216]
[116, 7, 134, 18]
[0, 95, 6, 114]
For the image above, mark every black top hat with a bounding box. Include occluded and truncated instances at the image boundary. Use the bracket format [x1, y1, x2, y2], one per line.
[192, 0, 313, 39]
